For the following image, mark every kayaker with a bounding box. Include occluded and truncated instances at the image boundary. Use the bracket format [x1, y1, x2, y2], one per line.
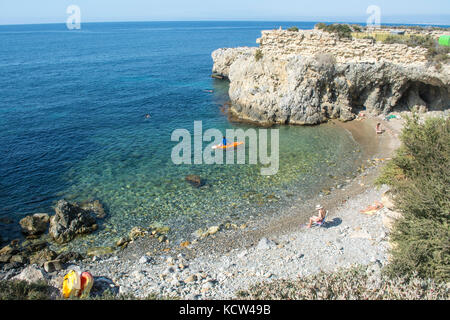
[221, 136, 228, 147]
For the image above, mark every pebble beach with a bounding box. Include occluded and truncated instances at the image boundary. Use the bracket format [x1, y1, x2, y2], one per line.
[5, 113, 410, 299]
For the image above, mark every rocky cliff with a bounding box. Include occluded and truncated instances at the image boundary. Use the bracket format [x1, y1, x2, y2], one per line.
[212, 29, 450, 125]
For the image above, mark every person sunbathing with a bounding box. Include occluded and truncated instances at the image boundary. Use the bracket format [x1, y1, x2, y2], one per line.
[360, 201, 384, 214]
[306, 205, 327, 228]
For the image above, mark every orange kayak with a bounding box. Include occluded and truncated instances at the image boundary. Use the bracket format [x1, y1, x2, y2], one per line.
[212, 142, 244, 150]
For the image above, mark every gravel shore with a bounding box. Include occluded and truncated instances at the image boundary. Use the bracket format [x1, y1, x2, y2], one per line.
[62, 116, 404, 298]
[73, 182, 392, 300]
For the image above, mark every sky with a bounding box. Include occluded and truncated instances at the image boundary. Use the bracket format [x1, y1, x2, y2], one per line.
[0, 0, 449, 25]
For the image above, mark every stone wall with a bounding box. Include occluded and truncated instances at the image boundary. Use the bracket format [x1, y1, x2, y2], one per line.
[256, 29, 429, 65]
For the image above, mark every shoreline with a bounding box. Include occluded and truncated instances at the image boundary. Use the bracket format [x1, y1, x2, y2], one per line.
[108, 116, 396, 262]
[51, 115, 404, 298]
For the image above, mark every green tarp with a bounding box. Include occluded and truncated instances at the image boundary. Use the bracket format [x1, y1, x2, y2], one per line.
[439, 35, 450, 47]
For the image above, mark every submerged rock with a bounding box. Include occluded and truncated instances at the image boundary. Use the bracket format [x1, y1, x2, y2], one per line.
[19, 213, 50, 236]
[79, 200, 107, 219]
[0, 217, 14, 224]
[129, 227, 147, 241]
[185, 175, 205, 188]
[55, 251, 83, 263]
[49, 200, 98, 244]
[116, 237, 130, 247]
[87, 246, 115, 257]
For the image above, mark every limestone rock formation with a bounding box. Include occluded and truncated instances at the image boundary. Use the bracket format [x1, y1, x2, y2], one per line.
[49, 200, 98, 244]
[212, 29, 450, 125]
[212, 47, 256, 77]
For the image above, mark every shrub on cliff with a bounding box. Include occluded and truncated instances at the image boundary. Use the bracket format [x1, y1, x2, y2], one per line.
[352, 24, 363, 32]
[315, 22, 327, 30]
[287, 26, 299, 32]
[362, 36, 376, 43]
[315, 23, 352, 39]
[255, 49, 263, 62]
[376, 114, 450, 282]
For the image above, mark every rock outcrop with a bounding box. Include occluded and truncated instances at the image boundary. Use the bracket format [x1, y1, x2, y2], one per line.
[212, 29, 450, 125]
[19, 213, 50, 236]
[49, 200, 98, 244]
[11, 265, 49, 283]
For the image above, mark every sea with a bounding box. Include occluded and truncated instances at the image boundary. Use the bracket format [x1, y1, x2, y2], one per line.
[0, 21, 392, 249]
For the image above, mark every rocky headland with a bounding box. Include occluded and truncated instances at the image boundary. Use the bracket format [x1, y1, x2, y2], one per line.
[212, 28, 450, 125]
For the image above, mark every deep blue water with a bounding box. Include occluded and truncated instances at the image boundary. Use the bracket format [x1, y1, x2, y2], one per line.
[0, 21, 367, 248]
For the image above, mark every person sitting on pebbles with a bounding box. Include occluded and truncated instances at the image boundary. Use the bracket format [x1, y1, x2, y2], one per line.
[306, 205, 327, 228]
[376, 123, 385, 134]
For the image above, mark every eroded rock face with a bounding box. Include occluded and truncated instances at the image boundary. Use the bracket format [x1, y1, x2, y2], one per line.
[212, 47, 257, 78]
[211, 30, 450, 126]
[49, 200, 98, 244]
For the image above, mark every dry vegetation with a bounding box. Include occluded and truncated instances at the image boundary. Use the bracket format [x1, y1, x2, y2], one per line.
[236, 265, 449, 300]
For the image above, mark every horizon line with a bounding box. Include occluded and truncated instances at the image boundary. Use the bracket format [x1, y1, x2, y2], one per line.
[1, 19, 450, 27]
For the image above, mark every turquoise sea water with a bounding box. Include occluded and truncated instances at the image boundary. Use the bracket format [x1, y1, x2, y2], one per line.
[0, 21, 368, 248]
